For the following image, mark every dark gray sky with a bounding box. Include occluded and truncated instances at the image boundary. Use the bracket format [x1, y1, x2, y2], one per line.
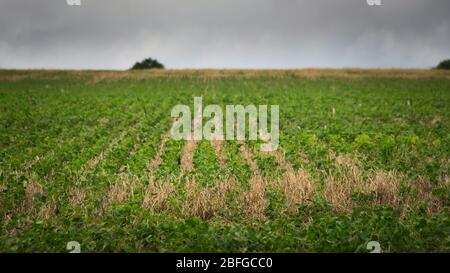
[0, 0, 449, 69]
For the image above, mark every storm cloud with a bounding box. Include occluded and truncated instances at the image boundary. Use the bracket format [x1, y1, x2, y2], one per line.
[0, 0, 449, 69]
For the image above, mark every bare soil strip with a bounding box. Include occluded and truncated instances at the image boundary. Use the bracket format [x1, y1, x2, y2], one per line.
[21, 173, 44, 212]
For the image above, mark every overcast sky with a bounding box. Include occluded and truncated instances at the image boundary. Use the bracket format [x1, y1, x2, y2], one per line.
[0, 0, 449, 69]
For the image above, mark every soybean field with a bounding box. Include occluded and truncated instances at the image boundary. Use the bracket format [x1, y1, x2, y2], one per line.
[0, 69, 449, 252]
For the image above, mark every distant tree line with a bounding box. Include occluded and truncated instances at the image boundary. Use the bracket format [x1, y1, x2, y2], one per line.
[436, 59, 450, 70]
[131, 57, 164, 70]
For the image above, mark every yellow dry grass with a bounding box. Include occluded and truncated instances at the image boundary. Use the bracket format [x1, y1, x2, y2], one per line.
[327, 151, 445, 215]
[142, 121, 180, 212]
[442, 175, 450, 186]
[68, 187, 87, 207]
[98, 117, 110, 125]
[104, 173, 137, 207]
[3, 69, 449, 83]
[146, 124, 173, 175]
[367, 170, 401, 208]
[22, 173, 44, 211]
[180, 139, 196, 174]
[37, 197, 57, 220]
[24, 155, 45, 170]
[180, 111, 201, 174]
[326, 151, 403, 212]
[278, 169, 315, 212]
[243, 175, 268, 221]
[211, 117, 226, 168]
[142, 181, 176, 212]
[269, 149, 315, 212]
[325, 153, 363, 213]
[324, 174, 354, 213]
[404, 176, 447, 215]
[238, 142, 269, 220]
[240, 144, 259, 174]
[211, 140, 227, 169]
[183, 177, 235, 220]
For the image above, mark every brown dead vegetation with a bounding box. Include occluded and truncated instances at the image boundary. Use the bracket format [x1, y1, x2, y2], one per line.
[68, 122, 142, 211]
[326, 152, 446, 215]
[142, 181, 176, 212]
[279, 170, 315, 212]
[326, 152, 402, 212]
[24, 155, 45, 170]
[180, 139, 196, 174]
[142, 121, 179, 212]
[367, 170, 401, 208]
[243, 175, 268, 221]
[180, 111, 201, 174]
[325, 152, 362, 213]
[183, 177, 235, 220]
[22, 173, 44, 211]
[146, 124, 173, 175]
[240, 144, 259, 175]
[4, 69, 449, 83]
[269, 149, 315, 212]
[404, 175, 448, 215]
[211, 140, 227, 169]
[68, 187, 87, 207]
[37, 197, 57, 220]
[324, 174, 355, 213]
[211, 117, 226, 168]
[239, 143, 269, 220]
[104, 173, 137, 207]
